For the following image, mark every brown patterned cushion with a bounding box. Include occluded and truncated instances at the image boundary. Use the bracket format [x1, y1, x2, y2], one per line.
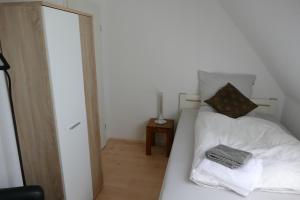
[204, 83, 258, 118]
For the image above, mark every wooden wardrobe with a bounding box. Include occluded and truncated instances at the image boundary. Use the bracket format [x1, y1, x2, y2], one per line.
[0, 2, 103, 199]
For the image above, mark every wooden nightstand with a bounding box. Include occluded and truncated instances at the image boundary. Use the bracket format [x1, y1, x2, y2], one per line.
[146, 118, 175, 157]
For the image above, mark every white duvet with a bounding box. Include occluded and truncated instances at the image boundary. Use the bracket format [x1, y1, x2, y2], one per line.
[190, 111, 300, 195]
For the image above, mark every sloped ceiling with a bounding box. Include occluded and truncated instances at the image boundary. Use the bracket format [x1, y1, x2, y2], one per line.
[218, 0, 300, 103]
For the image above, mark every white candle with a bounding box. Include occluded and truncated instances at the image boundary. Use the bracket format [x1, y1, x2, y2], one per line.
[155, 91, 166, 124]
[159, 92, 163, 115]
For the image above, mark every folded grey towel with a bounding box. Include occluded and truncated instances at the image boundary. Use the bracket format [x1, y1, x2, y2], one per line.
[205, 145, 252, 169]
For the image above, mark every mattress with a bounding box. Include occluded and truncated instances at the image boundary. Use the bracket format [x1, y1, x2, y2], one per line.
[159, 108, 300, 200]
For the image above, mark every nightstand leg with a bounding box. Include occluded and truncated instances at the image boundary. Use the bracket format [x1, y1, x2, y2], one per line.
[152, 132, 155, 145]
[166, 131, 171, 157]
[146, 127, 152, 155]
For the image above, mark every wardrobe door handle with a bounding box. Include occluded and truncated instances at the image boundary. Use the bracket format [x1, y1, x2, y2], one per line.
[69, 122, 81, 130]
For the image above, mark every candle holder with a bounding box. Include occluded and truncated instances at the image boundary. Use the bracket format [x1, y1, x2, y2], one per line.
[154, 113, 167, 125]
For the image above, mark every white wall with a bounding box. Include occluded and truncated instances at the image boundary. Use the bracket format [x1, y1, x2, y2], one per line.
[0, 0, 65, 4]
[282, 98, 300, 139]
[219, 0, 300, 138]
[46, 0, 64, 5]
[0, 72, 23, 188]
[100, 0, 284, 141]
[0, 138, 9, 188]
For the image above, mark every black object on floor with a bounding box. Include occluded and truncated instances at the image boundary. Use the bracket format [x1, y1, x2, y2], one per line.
[0, 186, 44, 200]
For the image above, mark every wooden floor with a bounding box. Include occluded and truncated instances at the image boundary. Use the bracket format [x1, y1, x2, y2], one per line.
[97, 139, 168, 200]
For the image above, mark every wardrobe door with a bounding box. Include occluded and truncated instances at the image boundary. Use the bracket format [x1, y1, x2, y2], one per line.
[42, 7, 93, 200]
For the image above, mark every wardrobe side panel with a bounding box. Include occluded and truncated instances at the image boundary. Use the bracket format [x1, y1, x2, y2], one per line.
[79, 15, 104, 198]
[0, 3, 64, 199]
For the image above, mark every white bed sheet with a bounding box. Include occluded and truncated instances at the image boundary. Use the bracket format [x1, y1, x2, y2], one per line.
[159, 108, 300, 200]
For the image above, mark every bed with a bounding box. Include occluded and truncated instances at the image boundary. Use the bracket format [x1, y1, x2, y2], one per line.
[159, 94, 300, 200]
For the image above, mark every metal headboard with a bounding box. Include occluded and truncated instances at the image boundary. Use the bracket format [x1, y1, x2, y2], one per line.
[179, 93, 278, 115]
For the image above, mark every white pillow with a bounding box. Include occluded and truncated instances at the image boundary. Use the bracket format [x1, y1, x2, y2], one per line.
[199, 105, 215, 112]
[198, 70, 256, 100]
[199, 103, 257, 117]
